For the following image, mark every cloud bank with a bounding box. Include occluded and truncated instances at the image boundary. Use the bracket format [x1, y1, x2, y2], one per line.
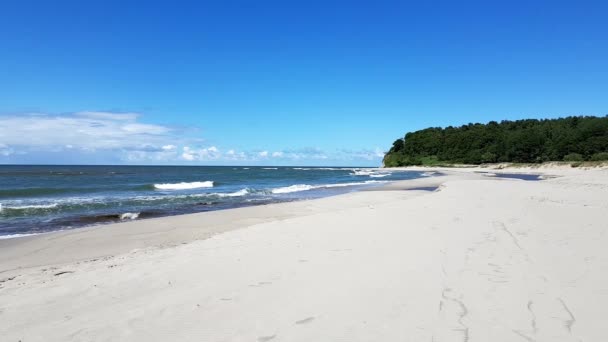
[0, 112, 385, 165]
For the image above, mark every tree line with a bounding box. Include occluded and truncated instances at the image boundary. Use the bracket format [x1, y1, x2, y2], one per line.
[383, 116, 608, 166]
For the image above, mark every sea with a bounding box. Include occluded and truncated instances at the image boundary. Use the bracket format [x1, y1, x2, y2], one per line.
[0, 165, 429, 239]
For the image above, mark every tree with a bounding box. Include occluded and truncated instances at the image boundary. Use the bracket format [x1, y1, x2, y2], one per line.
[383, 116, 608, 166]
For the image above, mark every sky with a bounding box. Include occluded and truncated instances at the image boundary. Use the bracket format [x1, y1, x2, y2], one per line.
[0, 1, 607, 166]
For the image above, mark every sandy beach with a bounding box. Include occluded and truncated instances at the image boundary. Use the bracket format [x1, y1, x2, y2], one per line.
[1, 165, 607, 341]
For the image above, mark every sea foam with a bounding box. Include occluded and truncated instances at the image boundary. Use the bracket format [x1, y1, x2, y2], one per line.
[120, 212, 140, 220]
[351, 170, 375, 176]
[153, 181, 214, 190]
[213, 189, 250, 197]
[0, 233, 40, 240]
[271, 184, 315, 194]
[0, 203, 59, 211]
[369, 173, 390, 178]
[271, 180, 385, 194]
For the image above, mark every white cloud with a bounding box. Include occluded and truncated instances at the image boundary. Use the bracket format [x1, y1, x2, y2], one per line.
[0, 111, 386, 166]
[0, 112, 176, 151]
[180, 146, 221, 161]
[0, 143, 13, 156]
[224, 149, 247, 161]
[0, 111, 205, 163]
[75, 111, 139, 121]
[121, 123, 170, 134]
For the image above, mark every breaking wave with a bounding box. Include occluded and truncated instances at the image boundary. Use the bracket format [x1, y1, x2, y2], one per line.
[271, 180, 386, 194]
[369, 173, 390, 178]
[0, 203, 59, 211]
[271, 184, 315, 194]
[0, 233, 41, 240]
[120, 212, 140, 220]
[154, 181, 214, 190]
[350, 169, 375, 176]
[212, 189, 250, 197]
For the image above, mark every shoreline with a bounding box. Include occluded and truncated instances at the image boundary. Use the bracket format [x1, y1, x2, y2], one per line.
[0, 166, 414, 240]
[0, 176, 434, 275]
[2, 165, 607, 341]
[0, 167, 563, 273]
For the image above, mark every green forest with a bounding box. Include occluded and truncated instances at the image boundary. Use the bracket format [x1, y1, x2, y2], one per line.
[383, 116, 608, 166]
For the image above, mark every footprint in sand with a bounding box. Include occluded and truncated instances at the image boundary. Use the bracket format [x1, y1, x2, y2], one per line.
[249, 281, 272, 287]
[295, 317, 315, 325]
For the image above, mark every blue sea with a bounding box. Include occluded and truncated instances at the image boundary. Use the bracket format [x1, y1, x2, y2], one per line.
[0, 165, 427, 239]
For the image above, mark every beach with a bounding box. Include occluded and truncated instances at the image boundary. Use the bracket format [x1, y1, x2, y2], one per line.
[1, 165, 607, 341]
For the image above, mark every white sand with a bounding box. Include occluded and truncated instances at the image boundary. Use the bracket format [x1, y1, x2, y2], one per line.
[1, 166, 607, 341]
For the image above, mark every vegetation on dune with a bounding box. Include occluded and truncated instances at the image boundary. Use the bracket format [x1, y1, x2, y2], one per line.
[383, 116, 608, 167]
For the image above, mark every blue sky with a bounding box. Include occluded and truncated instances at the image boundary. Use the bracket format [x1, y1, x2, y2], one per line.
[1, 1, 606, 166]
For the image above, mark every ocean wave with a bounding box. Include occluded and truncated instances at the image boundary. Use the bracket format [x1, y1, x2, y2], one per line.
[212, 189, 250, 197]
[351, 170, 375, 176]
[0, 187, 76, 198]
[0, 189, 246, 215]
[350, 169, 393, 178]
[323, 180, 387, 188]
[271, 184, 315, 194]
[262, 167, 278, 170]
[120, 212, 140, 220]
[292, 167, 346, 171]
[153, 181, 214, 190]
[369, 173, 390, 178]
[271, 180, 386, 194]
[0, 203, 59, 210]
[0, 233, 40, 240]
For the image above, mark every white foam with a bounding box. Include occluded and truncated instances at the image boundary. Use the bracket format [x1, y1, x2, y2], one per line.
[323, 180, 386, 188]
[262, 167, 278, 170]
[351, 170, 375, 176]
[0, 233, 40, 240]
[1, 203, 59, 210]
[120, 212, 140, 220]
[271, 181, 386, 194]
[293, 167, 344, 171]
[271, 184, 315, 194]
[154, 181, 214, 190]
[214, 189, 250, 197]
[369, 174, 390, 178]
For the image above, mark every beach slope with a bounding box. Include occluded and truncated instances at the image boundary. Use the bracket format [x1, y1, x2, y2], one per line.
[1, 167, 607, 341]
